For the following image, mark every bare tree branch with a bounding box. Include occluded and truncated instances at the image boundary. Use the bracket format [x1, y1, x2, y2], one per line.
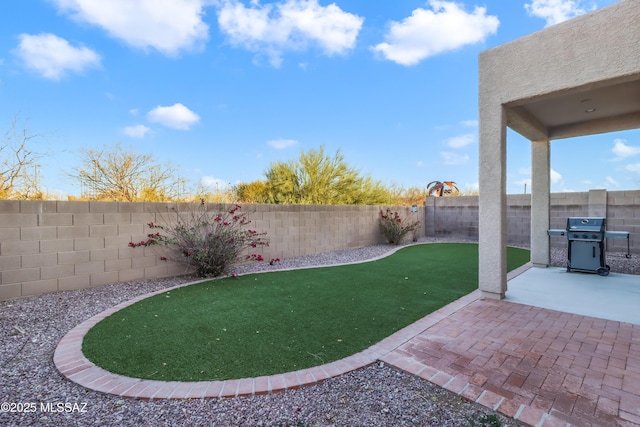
[0, 115, 44, 199]
[69, 143, 187, 202]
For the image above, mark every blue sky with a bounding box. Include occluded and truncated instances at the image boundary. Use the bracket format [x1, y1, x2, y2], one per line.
[1, 0, 638, 198]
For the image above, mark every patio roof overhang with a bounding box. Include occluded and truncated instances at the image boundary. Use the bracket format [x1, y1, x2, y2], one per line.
[505, 77, 640, 141]
[477, 0, 640, 300]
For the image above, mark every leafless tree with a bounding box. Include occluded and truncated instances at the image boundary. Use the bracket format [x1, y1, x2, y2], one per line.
[0, 116, 45, 199]
[70, 143, 187, 202]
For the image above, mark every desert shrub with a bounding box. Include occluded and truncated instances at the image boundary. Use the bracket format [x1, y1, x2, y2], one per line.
[130, 203, 268, 277]
[378, 208, 420, 245]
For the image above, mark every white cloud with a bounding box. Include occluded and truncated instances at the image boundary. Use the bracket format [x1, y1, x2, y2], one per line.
[514, 178, 532, 190]
[518, 167, 531, 176]
[440, 151, 469, 165]
[513, 167, 532, 192]
[51, 0, 209, 56]
[513, 167, 561, 190]
[612, 138, 640, 160]
[216, 0, 363, 67]
[604, 176, 619, 187]
[524, 0, 595, 27]
[513, 168, 571, 192]
[13, 33, 100, 80]
[446, 133, 475, 148]
[123, 124, 151, 138]
[371, 1, 499, 66]
[129, 109, 139, 116]
[200, 176, 229, 190]
[268, 138, 298, 149]
[147, 103, 200, 130]
[460, 119, 478, 127]
[626, 163, 640, 173]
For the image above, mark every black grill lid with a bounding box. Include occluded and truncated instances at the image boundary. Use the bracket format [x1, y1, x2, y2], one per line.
[566, 217, 605, 232]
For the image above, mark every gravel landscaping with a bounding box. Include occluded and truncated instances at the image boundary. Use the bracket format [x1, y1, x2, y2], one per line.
[1, 238, 637, 427]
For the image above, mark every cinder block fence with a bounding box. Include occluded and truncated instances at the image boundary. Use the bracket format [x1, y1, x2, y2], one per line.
[425, 189, 639, 254]
[0, 201, 421, 300]
[0, 189, 637, 301]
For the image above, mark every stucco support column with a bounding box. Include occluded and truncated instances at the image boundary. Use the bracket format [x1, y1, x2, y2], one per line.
[479, 105, 507, 300]
[530, 139, 550, 267]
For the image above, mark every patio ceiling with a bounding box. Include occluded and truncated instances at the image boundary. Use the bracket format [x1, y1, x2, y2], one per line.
[505, 75, 640, 141]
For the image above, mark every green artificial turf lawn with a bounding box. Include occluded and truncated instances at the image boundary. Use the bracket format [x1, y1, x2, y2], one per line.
[82, 243, 529, 381]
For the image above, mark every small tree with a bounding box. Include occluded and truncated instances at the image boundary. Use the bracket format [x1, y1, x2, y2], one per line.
[70, 143, 186, 202]
[378, 208, 421, 245]
[0, 116, 45, 199]
[234, 180, 270, 204]
[264, 146, 393, 205]
[388, 184, 428, 206]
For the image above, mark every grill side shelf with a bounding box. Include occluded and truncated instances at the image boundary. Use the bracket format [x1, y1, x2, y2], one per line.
[604, 231, 630, 239]
[605, 231, 632, 259]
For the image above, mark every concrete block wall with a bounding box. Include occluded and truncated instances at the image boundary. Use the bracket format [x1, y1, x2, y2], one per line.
[549, 192, 590, 229]
[0, 201, 184, 301]
[425, 195, 532, 246]
[507, 194, 531, 247]
[0, 201, 421, 300]
[246, 203, 389, 260]
[548, 192, 590, 249]
[1, 191, 635, 301]
[425, 196, 479, 239]
[426, 190, 638, 254]
[605, 190, 640, 254]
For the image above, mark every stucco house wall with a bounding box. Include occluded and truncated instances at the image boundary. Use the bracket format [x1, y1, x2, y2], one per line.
[478, 0, 640, 298]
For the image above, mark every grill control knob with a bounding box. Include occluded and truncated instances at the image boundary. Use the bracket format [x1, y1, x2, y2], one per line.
[573, 234, 578, 238]
[592, 234, 597, 239]
[582, 234, 587, 239]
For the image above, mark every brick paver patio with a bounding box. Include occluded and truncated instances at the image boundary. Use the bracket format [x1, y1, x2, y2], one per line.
[381, 295, 640, 426]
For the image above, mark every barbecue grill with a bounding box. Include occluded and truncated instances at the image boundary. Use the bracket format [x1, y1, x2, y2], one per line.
[548, 217, 630, 276]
